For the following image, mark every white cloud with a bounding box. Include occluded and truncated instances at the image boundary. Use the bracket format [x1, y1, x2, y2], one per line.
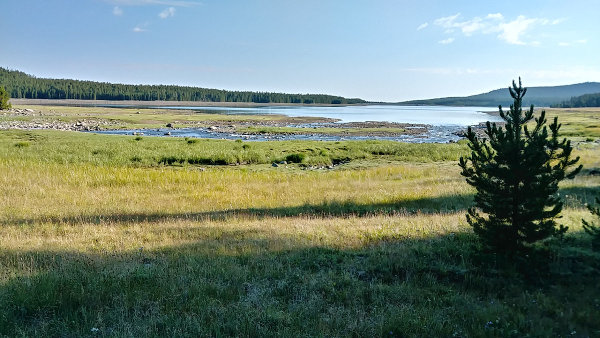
[560, 39, 588, 47]
[417, 22, 428, 31]
[432, 13, 562, 46]
[486, 13, 504, 20]
[497, 16, 538, 45]
[133, 25, 148, 32]
[113, 6, 123, 15]
[108, 0, 200, 6]
[439, 37, 454, 44]
[433, 13, 460, 33]
[401, 66, 600, 83]
[159, 7, 176, 18]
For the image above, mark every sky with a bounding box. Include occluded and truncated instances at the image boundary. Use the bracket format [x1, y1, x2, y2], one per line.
[1, 0, 599, 102]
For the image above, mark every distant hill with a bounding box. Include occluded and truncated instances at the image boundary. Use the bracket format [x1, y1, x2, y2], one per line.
[400, 82, 600, 107]
[0, 67, 365, 105]
[552, 92, 600, 108]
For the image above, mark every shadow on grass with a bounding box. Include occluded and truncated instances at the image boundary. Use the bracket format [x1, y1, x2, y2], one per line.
[560, 185, 600, 208]
[579, 167, 600, 177]
[6, 193, 474, 226]
[0, 227, 598, 337]
[6, 185, 598, 226]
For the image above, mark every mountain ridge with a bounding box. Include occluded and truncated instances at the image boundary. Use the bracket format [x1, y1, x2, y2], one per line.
[399, 82, 600, 107]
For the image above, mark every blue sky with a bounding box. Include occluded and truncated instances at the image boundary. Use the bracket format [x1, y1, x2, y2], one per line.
[1, 0, 598, 101]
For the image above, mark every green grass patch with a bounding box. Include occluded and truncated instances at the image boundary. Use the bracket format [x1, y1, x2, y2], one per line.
[0, 130, 470, 167]
[14, 141, 30, 148]
[0, 106, 599, 336]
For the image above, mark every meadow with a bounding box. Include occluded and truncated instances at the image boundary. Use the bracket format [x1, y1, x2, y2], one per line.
[0, 105, 599, 336]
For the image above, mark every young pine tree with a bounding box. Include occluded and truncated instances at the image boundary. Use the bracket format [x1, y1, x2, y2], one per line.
[0, 86, 11, 110]
[459, 78, 582, 252]
[582, 196, 600, 250]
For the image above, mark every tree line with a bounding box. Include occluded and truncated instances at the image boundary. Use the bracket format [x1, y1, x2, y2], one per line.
[0, 67, 365, 104]
[552, 92, 600, 108]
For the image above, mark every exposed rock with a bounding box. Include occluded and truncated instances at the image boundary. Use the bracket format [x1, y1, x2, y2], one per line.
[0, 117, 119, 132]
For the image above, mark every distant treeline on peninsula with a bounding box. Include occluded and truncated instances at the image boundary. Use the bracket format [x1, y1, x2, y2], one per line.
[0, 67, 365, 104]
[552, 92, 600, 108]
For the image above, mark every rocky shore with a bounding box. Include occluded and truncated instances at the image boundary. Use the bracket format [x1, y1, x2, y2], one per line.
[1, 108, 119, 131]
[0, 107, 484, 142]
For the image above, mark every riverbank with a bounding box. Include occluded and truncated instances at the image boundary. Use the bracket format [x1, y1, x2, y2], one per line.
[1, 104, 501, 143]
[1, 105, 443, 141]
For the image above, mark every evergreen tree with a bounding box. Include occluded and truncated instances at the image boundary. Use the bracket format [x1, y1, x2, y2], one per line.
[459, 78, 582, 252]
[0, 86, 11, 110]
[582, 196, 600, 250]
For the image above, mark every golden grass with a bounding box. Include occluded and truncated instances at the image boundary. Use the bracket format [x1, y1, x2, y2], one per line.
[0, 106, 599, 336]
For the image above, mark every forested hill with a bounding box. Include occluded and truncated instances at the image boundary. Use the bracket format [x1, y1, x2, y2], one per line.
[552, 92, 600, 108]
[0, 67, 365, 104]
[399, 82, 600, 107]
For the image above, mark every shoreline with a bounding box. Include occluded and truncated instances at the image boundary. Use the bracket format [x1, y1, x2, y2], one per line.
[9, 98, 368, 108]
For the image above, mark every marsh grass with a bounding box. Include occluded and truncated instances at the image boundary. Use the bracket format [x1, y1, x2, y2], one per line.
[0, 107, 599, 336]
[0, 130, 469, 167]
[545, 108, 600, 139]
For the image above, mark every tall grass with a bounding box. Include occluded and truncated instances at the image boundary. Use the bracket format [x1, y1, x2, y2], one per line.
[0, 130, 469, 167]
[0, 125, 599, 336]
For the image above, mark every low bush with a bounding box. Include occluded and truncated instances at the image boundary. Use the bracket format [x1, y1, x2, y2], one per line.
[285, 153, 306, 163]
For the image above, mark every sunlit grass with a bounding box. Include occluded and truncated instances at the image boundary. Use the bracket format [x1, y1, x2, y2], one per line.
[545, 108, 600, 139]
[0, 107, 599, 336]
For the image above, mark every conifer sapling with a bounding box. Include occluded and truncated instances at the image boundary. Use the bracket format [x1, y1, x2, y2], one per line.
[459, 78, 582, 252]
[582, 196, 600, 250]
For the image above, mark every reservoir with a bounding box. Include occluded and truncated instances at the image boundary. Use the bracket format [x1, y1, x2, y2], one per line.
[157, 104, 501, 126]
[91, 104, 503, 143]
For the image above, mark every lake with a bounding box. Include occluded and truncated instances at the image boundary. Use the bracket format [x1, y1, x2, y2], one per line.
[92, 104, 502, 143]
[158, 104, 501, 126]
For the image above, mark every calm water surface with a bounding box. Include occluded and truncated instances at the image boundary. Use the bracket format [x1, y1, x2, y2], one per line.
[93, 104, 501, 142]
[159, 104, 501, 126]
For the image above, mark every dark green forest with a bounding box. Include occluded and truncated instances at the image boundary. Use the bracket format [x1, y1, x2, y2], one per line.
[0, 67, 365, 104]
[552, 92, 600, 108]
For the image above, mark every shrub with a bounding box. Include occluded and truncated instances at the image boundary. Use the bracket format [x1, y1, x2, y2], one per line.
[0, 86, 11, 110]
[285, 153, 306, 163]
[14, 141, 30, 148]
